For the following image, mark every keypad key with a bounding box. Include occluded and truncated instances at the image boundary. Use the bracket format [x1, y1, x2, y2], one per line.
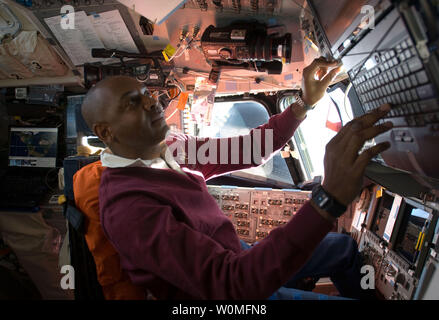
[404, 77, 412, 89]
[410, 74, 418, 87]
[390, 83, 396, 93]
[390, 116, 408, 127]
[402, 64, 410, 75]
[423, 113, 436, 124]
[397, 66, 404, 77]
[412, 103, 421, 113]
[384, 85, 391, 95]
[398, 79, 407, 90]
[410, 89, 418, 101]
[377, 87, 383, 97]
[416, 70, 429, 84]
[399, 79, 406, 90]
[418, 99, 439, 112]
[404, 91, 412, 102]
[395, 81, 401, 91]
[416, 84, 436, 100]
[414, 115, 425, 126]
[407, 58, 423, 72]
[406, 116, 416, 127]
[388, 71, 394, 81]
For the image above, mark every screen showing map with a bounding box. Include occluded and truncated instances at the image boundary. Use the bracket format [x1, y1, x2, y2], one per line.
[9, 127, 58, 168]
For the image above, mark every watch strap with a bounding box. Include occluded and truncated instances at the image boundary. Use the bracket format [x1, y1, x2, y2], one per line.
[294, 90, 315, 111]
[311, 185, 347, 218]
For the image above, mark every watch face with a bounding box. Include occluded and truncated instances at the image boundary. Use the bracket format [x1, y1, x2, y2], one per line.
[313, 185, 347, 218]
[316, 192, 329, 207]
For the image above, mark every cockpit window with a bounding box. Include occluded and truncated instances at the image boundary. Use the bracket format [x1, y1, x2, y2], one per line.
[198, 101, 295, 185]
[279, 88, 354, 181]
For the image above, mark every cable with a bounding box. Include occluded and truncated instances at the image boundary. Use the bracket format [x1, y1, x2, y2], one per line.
[343, 46, 416, 57]
[168, 46, 186, 61]
[166, 108, 180, 121]
[290, 0, 312, 14]
[183, 69, 293, 89]
[344, 82, 353, 121]
[329, 96, 344, 127]
[45, 168, 58, 192]
[351, 16, 401, 83]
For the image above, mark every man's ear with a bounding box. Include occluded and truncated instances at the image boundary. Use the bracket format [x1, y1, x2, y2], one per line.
[93, 123, 113, 145]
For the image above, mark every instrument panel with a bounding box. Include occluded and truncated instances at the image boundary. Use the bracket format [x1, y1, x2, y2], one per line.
[207, 185, 310, 244]
[360, 229, 418, 300]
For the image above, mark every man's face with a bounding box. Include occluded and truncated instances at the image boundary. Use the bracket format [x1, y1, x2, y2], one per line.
[103, 77, 170, 151]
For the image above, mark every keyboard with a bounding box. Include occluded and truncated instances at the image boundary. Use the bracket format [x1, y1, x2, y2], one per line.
[350, 37, 439, 128]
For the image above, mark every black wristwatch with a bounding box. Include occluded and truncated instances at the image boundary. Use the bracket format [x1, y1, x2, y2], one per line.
[311, 185, 347, 219]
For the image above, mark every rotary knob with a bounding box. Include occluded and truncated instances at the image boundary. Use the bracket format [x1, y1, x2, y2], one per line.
[219, 48, 233, 60]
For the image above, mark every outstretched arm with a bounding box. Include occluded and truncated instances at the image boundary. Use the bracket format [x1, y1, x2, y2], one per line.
[166, 58, 342, 180]
[166, 104, 302, 180]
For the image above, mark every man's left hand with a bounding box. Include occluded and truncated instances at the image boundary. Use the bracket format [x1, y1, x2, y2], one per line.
[301, 57, 342, 107]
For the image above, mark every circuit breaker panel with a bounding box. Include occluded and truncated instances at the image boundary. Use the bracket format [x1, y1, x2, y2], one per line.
[207, 185, 310, 244]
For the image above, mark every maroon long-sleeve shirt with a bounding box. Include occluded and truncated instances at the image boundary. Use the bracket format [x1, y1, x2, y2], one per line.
[99, 106, 334, 299]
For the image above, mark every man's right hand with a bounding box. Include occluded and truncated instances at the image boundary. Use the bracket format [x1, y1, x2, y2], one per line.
[321, 104, 394, 207]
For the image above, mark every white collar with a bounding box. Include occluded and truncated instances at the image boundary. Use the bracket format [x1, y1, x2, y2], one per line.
[100, 148, 186, 175]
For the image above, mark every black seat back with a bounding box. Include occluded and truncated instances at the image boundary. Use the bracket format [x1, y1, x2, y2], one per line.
[63, 156, 104, 300]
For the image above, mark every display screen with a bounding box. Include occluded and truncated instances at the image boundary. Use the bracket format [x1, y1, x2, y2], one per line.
[395, 204, 430, 263]
[309, 0, 371, 48]
[371, 192, 394, 239]
[66, 95, 85, 139]
[9, 127, 58, 168]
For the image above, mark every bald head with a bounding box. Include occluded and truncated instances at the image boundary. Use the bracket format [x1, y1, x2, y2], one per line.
[80, 76, 169, 159]
[81, 76, 130, 133]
